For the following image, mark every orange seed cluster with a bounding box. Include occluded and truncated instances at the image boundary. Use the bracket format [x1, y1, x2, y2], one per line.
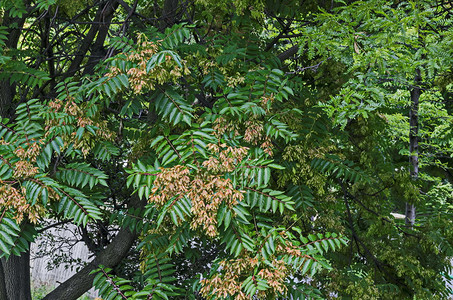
[149, 165, 190, 208]
[148, 164, 243, 237]
[200, 231, 317, 298]
[243, 120, 273, 156]
[202, 143, 248, 173]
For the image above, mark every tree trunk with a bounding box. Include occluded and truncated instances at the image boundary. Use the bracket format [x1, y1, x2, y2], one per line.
[406, 68, 421, 227]
[0, 82, 15, 119]
[42, 197, 144, 300]
[42, 224, 138, 300]
[0, 251, 31, 300]
[0, 11, 25, 118]
[82, 0, 120, 76]
[0, 260, 7, 300]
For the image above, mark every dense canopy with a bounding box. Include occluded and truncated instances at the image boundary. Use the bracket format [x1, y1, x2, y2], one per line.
[0, 0, 453, 299]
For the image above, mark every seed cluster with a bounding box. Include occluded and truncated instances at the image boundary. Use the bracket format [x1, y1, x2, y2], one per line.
[106, 33, 189, 94]
[46, 99, 115, 156]
[0, 184, 44, 223]
[149, 144, 248, 237]
[200, 255, 288, 299]
[0, 138, 45, 223]
[200, 231, 315, 298]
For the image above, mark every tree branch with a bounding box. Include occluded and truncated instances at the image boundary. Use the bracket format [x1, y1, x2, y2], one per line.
[277, 45, 299, 62]
[66, 0, 118, 77]
[42, 197, 145, 300]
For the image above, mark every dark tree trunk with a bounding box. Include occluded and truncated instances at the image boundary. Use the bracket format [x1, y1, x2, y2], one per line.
[82, 0, 120, 75]
[0, 252, 31, 300]
[406, 68, 421, 227]
[0, 82, 15, 119]
[0, 260, 7, 300]
[0, 11, 25, 118]
[277, 45, 299, 62]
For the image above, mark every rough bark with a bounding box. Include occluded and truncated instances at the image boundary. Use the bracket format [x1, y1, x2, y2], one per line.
[0, 260, 6, 300]
[406, 68, 421, 227]
[277, 45, 299, 62]
[0, 81, 15, 119]
[0, 251, 31, 300]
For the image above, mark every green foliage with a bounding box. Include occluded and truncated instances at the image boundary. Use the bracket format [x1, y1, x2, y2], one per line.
[0, 0, 453, 299]
[0, 0, 27, 17]
[55, 163, 108, 189]
[91, 266, 135, 299]
[0, 61, 50, 90]
[0, 211, 23, 256]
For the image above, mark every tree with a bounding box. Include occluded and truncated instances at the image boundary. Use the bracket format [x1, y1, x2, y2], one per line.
[0, 0, 452, 299]
[292, 0, 453, 297]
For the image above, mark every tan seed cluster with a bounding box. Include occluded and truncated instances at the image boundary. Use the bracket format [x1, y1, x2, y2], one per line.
[243, 121, 263, 145]
[213, 118, 273, 156]
[148, 145, 249, 237]
[200, 231, 318, 298]
[148, 164, 243, 237]
[203, 143, 249, 173]
[106, 33, 189, 94]
[13, 161, 39, 178]
[189, 175, 242, 237]
[14, 141, 42, 162]
[149, 165, 190, 208]
[200, 256, 288, 299]
[45, 99, 116, 157]
[213, 117, 240, 138]
[0, 183, 45, 223]
[243, 120, 273, 156]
